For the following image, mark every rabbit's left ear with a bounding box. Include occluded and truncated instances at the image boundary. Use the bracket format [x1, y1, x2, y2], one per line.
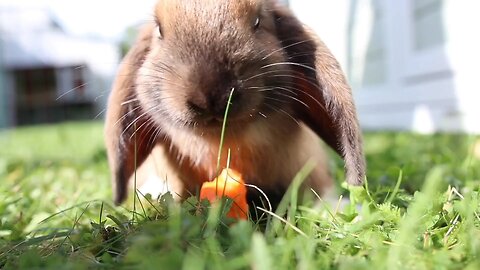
[272, 4, 366, 185]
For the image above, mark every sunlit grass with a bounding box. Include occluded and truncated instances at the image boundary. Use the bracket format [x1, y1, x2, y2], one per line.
[0, 122, 479, 269]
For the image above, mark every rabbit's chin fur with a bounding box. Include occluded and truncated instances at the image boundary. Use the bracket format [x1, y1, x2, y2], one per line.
[130, 119, 333, 202]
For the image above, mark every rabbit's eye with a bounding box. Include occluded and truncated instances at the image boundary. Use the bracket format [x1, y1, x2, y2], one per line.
[154, 17, 163, 39]
[253, 17, 260, 31]
[156, 25, 163, 39]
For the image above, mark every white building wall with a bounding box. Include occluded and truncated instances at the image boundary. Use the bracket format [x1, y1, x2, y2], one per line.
[289, 0, 480, 134]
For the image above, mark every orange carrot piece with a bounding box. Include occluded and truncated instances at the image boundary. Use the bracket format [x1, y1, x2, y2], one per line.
[199, 168, 248, 220]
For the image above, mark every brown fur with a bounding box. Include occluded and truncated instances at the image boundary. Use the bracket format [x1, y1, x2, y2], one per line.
[105, 0, 366, 206]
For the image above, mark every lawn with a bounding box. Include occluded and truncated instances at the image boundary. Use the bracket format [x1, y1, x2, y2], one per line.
[0, 121, 479, 269]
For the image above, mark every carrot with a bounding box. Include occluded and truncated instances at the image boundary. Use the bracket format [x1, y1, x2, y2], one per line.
[199, 168, 248, 220]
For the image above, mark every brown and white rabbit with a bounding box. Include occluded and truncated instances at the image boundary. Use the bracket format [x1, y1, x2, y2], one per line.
[104, 0, 366, 210]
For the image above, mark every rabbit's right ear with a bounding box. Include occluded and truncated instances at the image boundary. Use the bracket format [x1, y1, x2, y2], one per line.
[270, 3, 366, 186]
[104, 24, 157, 205]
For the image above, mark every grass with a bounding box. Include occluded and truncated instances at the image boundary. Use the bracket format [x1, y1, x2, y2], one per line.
[0, 121, 480, 269]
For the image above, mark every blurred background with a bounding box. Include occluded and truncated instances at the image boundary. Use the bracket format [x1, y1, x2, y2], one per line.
[1, 0, 479, 133]
[0, 0, 156, 127]
[290, 0, 480, 134]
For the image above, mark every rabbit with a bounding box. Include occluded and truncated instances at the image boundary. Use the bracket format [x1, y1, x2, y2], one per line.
[104, 0, 366, 211]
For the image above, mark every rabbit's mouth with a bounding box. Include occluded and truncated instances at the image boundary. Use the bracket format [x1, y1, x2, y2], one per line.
[190, 112, 256, 130]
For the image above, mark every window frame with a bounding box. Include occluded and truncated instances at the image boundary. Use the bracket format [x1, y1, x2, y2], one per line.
[399, 0, 451, 79]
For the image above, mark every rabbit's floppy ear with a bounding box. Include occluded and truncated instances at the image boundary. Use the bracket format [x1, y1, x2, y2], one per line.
[105, 24, 158, 204]
[272, 5, 366, 185]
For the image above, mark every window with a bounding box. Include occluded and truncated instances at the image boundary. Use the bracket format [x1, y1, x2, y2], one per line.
[362, 0, 387, 86]
[13, 65, 93, 125]
[413, 0, 446, 51]
[348, 0, 387, 88]
[400, 0, 450, 78]
[13, 67, 57, 125]
[14, 67, 56, 108]
[71, 66, 86, 97]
